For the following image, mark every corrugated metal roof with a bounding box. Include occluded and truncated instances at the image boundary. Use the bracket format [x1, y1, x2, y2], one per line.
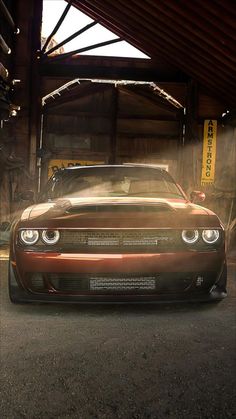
[71, 0, 236, 107]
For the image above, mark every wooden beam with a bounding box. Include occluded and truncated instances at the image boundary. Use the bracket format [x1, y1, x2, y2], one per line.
[44, 82, 112, 110]
[184, 80, 199, 144]
[72, 0, 236, 105]
[41, 0, 73, 53]
[45, 21, 98, 56]
[44, 110, 178, 121]
[109, 86, 118, 164]
[119, 85, 182, 115]
[40, 55, 188, 83]
[44, 38, 122, 62]
[117, 133, 178, 139]
[0, 0, 17, 31]
[0, 34, 11, 54]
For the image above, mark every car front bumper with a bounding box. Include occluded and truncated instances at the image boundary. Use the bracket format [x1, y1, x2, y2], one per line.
[9, 250, 227, 303]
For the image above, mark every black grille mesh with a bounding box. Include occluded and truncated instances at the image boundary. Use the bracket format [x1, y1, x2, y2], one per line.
[59, 229, 178, 250]
[47, 272, 201, 294]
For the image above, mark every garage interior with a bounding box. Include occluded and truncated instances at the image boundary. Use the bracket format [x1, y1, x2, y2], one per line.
[0, 1, 236, 418]
[0, 0, 235, 246]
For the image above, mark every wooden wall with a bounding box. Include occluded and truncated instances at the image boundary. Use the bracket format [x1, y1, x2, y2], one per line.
[41, 83, 182, 185]
[183, 123, 236, 226]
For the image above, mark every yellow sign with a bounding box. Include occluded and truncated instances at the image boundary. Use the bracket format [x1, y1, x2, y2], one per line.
[48, 159, 105, 178]
[201, 120, 217, 185]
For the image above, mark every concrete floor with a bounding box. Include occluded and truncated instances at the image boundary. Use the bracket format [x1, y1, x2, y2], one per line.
[0, 258, 235, 419]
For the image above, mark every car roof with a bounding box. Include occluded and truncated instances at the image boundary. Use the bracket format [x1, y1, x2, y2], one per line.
[60, 164, 165, 172]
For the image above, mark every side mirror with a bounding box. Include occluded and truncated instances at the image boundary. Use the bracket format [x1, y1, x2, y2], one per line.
[18, 190, 35, 202]
[190, 190, 205, 203]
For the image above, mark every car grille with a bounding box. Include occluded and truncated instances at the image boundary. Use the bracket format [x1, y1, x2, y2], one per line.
[25, 229, 222, 253]
[59, 229, 178, 252]
[46, 272, 202, 294]
[89, 276, 156, 291]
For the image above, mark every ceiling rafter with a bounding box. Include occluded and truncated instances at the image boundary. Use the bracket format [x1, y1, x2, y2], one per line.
[108, 0, 235, 83]
[142, 0, 235, 66]
[68, 0, 236, 106]
[76, 0, 235, 100]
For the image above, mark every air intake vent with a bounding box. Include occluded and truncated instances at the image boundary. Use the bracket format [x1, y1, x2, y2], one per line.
[30, 273, 45, 290]
[67, 204, 172, 214]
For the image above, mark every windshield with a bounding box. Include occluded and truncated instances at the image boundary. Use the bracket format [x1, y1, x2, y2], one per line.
[48, 167, 184, 199]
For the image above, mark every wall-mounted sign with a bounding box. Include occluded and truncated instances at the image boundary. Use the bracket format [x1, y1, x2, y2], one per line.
[201, 120, 217, 185]
[48, 159, 105, 178]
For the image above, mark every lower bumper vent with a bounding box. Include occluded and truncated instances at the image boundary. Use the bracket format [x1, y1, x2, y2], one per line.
[29, 272, 217, 295]
[90, 277, 156, 291]
[44, 273, 209, 294]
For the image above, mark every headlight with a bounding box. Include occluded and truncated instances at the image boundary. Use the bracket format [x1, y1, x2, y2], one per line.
[20, 229, 39, 245]
[41, 230, 60, 245]
[202, 229, 220, 244]
[182, 229, 199, 244]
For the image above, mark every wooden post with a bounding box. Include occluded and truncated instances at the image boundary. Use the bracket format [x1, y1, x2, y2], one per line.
[29, 0, 43, 179]
[182, 80, 199, 194]
[109, 85, 119, 164]
[12, 0, 42, 182]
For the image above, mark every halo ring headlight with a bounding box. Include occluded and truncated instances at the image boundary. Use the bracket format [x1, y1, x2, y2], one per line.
[42, 230, 60, 245]
[202, 229, 220, 244]
[182, 229, 199, 244]
[20, 229, 39, 245]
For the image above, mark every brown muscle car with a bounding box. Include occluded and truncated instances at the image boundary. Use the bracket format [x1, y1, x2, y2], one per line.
[9, 164, 227, 303]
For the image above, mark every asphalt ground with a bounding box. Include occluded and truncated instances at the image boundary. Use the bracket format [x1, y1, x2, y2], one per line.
[0, 257, 236, 419]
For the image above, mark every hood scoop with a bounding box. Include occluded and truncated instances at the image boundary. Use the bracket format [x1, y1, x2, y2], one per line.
[67, 203, 174, 214]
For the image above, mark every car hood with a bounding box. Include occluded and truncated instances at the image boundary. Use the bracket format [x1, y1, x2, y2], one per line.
[19, 197, 222, 229]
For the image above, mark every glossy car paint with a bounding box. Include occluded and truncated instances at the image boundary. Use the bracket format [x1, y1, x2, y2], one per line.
[9, 166, 227, 303]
